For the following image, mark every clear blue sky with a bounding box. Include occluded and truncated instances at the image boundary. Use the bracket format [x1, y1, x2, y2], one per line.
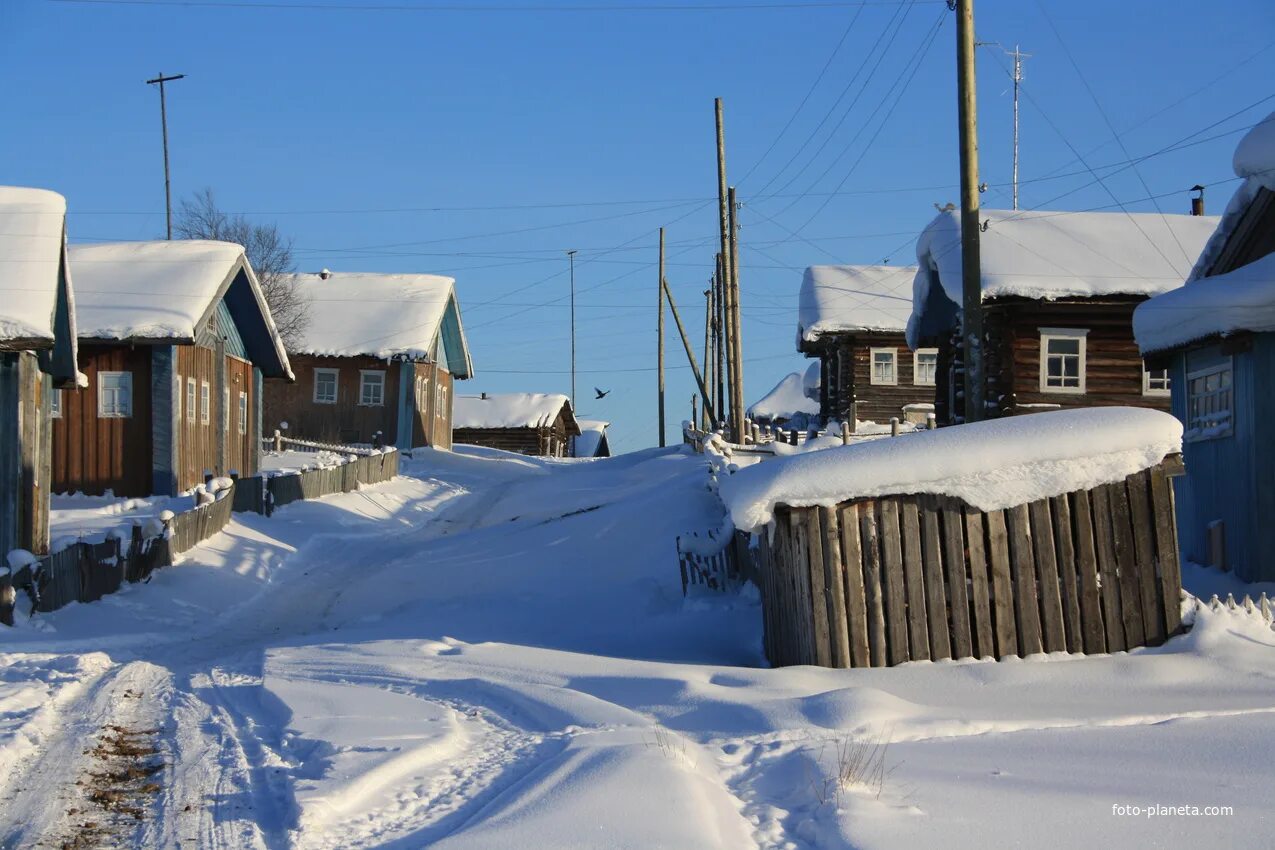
[3, 0, 1272, 452]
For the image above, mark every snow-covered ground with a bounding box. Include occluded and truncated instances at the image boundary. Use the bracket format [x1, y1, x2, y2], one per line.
[49, 492, 193, 546]
[2, 446, 1273, 848]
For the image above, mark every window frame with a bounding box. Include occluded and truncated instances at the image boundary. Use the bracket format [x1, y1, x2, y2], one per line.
[1039, 328, 1089, 395]
[1142, 362, 1172, 397]
[358, 369, 386, 407]
[224, 386, 231, 431]
[98, 371, 134, 419]
[200, 380, 211, 425]
[238, 391, 248, 435]
[1185, 359, 1234, 442]
[313, 368, 339, 405]
[185, 377, 197, 424]
[913, 348, 939, 387]
[869, 347, 898, 386]
[50, 388, 62, 419]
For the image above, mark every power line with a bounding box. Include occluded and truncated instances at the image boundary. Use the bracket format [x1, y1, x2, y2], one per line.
[50, 0, 948, 11]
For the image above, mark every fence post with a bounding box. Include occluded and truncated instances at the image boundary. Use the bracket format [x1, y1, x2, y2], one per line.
[274, 429, 283, 452]
[841, 421, 850, 445]
[927, 412, 937, 430]
[789, 428, 799, 446]
[890, 417, 900, 437]
[0, 569, 13, 627]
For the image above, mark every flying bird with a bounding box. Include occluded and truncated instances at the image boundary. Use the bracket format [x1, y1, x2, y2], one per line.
[594, 387, 611, 400]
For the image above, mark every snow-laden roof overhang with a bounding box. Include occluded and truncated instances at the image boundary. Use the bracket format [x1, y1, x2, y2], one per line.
[797, 264, 917, 349]
[453, 393, 579, 434]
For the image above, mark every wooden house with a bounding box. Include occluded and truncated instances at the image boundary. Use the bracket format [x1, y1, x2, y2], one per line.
[746, 364, 820, 430]
[909, 208, 1218, 425]
[1133, 114, 1275, 581]
[55, 241, 292, 497]
[263, 272, 473, 451]
[797, 264, 935, 428]
[572, 419, 611, 458]
[0, 187, 79, 557]
[452, 393, 580, 457]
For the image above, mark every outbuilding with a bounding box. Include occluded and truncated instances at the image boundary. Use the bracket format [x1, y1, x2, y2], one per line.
[453, 393, 580, 457]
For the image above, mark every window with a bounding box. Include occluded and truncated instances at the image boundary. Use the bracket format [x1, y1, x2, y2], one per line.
[869, 348, 897, 386]
[238, 391, 248, 435]
[314, 368, 338, 404]
[913, 348, 938, 386]
[359, 370, 385, 406]
[1039, 328, 1088, 394]
[224, 387, 231, 431]
[200, 381, 211, 425]
[1186, 360, 1233, 440]
[99, 371, 133, 418]
[50, 388, 62, 419]
[435, 379, 449, 419]
[186, 377, 196, 423]
[1143, 362, 1171, 396]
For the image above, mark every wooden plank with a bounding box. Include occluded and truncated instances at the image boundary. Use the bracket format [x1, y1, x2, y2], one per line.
[1070, 489, 1107, 654]
[918, 497, 952, 660]
[878, 499, 910, 666]
[769, 510, 791, 666]
[962, 507, 995, 658]
[1125, 470, 1165, 646]
[838, 503, 870, 668]
[899, 500, 931, 662]
[984, 509, 1018, 658]
[1090, 484, 1126, 652]
[818, 507, 851, 668]
[858, 502, 888, 668]
[803, 508, 833, 667]
[1107, 481, 1146, 648]
[1028, 500, 1067, 653]
[939, 499, 972, 660]
[1149, 464, 1184, 638]
[1006, 504, 1043, 655]
[758, 527, 775, 664]
[1049, 494, 1083, 654]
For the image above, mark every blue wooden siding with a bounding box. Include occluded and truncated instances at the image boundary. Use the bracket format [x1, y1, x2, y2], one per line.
[437, 298, 471, 378]
[216, 299, 248, 359]
[150, 346, 180, 497]
[1173, 337, 1275, 581]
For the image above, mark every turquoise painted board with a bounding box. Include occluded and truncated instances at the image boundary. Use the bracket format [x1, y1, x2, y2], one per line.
[216, 299, 248, 359]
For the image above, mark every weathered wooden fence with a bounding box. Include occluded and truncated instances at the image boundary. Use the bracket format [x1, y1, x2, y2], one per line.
[252, 449, 400, 515]
[758, 456, 1186, 668]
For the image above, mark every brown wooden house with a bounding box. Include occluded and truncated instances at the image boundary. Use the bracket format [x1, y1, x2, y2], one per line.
[797, 264, 937, 428]
[453, 393, 580, 457]
[262, 271, 473, 451]
[0, 187, 79, 556]
[909, 208, 1219, 425]
[55, 240, 293, 497]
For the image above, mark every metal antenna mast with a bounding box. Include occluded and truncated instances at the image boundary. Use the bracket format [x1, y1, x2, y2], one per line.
[145, 72, 186, 239]
[567, 249, 578, 410]
[1007, 45, 1031, 210]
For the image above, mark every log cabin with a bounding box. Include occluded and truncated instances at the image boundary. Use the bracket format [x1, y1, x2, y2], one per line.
[452, 393, 580, 457]
[909, 208, 1218, 425]
[797, 264, 936, 428]
[1134, 114, 1275, 582]
[572, 419, 611, 458]
[262, 271, 473, 451]
[55, 241, 293, 497]
[0, 187, 79, 557]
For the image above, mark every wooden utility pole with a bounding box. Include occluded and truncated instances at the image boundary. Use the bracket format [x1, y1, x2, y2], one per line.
[714, 98, 739, 441]
[145, 71, 185, 240]
[702, 284, 714, 431]
[657, 230, 666, 447]
[956, 0, 985, 422]
[662, 277, 716, 425]
[727, 185, 745, 441]
[715, 253, 725, 428]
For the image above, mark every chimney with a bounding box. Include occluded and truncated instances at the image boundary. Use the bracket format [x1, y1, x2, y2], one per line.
[1190, 185, 1205, 216]
[319, 268, 332, 280]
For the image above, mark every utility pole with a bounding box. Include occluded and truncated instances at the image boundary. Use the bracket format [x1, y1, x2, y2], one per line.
[657, 232, 666, 447]
[715, 253, 725, 429]
[727, 186, 745, 441]
[956, 0, 985, 422]
[145, 72, 185, 240]
[702, 283, 713, 431]
[662, 276, 715, 425]
[1008, 45, 1030, 210]
[567, 249, 578, 411]
[714, 98, 739, 441]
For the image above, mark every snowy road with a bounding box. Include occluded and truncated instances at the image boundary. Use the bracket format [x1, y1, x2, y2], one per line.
[2, 447, 1274, 848]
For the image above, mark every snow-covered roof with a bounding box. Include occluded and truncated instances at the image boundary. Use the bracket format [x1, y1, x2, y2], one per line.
[719, 407, 1182, 533]
[453, 393, 579, 433]
[69, 240, 291, 378]
[288, 272, 473, 377]
[0, 187, 71, 346]
[747, 371, 820, 421]
[908, 208, 1219, 348]
[573, 419, 610, 458]
[798, 264, 916, 346]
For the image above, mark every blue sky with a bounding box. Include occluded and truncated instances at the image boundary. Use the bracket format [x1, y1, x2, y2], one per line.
[3, 0, 1273, 452]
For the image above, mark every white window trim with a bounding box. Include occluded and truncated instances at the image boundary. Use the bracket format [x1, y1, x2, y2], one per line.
[913, 348, 939, 387]
[358, 370, 386, 407]
[313, 368, 339, 404]
[1142, 363, 1172, 397]
[200, 380, 211, 425]
[869, 347, 898, 386]
[224, 386, 231, 431]
[50, 388, 62, 419]
[185, 377, 197, 423]
[238, 391, 248, 435]
[98, 371, 134, 419]
[1039, 328, 1089, 395]
[1185, 359, 1234, 442]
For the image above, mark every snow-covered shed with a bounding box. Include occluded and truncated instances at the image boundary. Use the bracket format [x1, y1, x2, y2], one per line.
[453, 393, 580, 458]
[263, 271, 473, 451]
[797, 264, 936, 427]
[746, 365, 820, 429]
[0, 186, 78, 557]
[910, 208, 1218, 424]
[1132, 113, 1275, 582]
[572, 419, 611, 458]
[58, 240, 292, 497]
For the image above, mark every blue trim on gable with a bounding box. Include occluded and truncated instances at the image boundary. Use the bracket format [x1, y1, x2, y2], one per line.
[437, 298, 470, 378]
[216, 299, 248, 359]
[223, 269, 289, 377]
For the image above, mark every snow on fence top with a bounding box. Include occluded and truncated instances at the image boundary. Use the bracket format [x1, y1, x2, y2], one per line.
[798, 264, 916, 345]
[453, 393, 573, 430]
[0, 186, 68, 343]
[718, 407, 1182, 533]
[908, 208, 1218, 348]
[747, 370, 819, 421]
